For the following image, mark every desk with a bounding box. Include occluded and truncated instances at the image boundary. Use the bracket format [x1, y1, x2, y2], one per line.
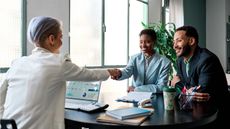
[65, 92, 217, 129]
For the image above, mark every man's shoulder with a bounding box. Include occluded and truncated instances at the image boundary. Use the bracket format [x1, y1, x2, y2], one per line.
[190, 47, 222, 69]
[198, 48, 218, 61]
[199, 48, 214, 56]
[176, 48, 217, 63]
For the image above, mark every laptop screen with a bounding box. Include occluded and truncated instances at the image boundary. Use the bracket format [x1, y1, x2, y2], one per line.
[66, 81, 101, 101]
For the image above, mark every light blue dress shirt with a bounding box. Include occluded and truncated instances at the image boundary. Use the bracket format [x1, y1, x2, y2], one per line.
[118, 52, 171, 93]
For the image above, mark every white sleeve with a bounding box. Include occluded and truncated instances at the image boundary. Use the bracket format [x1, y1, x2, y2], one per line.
[0, 76, 8, 118]
[60, 54, 110, 81]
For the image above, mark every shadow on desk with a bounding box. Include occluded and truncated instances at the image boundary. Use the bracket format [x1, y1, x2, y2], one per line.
[65, 93, 218, 129]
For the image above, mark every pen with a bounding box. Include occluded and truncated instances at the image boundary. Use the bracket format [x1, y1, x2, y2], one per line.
[192, 85, 200, 92]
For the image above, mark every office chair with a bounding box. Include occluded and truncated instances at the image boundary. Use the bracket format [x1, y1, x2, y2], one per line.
[0, 119, 17, 129]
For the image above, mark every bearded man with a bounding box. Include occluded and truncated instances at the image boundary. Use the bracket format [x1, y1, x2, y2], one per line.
[171, 25, 229, 128]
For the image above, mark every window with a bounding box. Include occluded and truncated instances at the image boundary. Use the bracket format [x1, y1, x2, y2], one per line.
[70, 0, 148, 94]
[129, 0, 148, 56]
[162, 0, 170, 24]
[104, 0, 128, 65]
[70, 0, 147, 67]
[0, 0, 25, 74]
[70, 0, 102, 67]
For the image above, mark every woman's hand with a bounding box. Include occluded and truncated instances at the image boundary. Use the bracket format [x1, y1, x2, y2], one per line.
[127, 86, 135, 93]
[108, 69, 121, 80]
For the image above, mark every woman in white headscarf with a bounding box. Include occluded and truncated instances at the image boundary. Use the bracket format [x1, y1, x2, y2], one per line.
[0, 16, 117, 129]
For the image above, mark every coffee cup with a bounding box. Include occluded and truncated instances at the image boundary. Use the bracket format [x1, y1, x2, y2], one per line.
[163, 86, 176, 110]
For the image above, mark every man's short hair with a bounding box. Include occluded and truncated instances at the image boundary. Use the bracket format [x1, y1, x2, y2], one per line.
[176, 26, 199, 44]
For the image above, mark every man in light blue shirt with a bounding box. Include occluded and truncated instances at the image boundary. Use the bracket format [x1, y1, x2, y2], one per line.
[112, 29, 171, 93]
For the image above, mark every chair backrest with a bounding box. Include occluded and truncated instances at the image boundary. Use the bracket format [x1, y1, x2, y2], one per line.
[0, 119, 17, 129]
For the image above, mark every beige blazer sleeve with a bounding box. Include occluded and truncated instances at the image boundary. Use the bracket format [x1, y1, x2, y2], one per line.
[60, 54, 110, 81]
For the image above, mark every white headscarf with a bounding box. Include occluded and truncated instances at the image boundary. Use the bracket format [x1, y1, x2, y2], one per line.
[27, 16, 60, 44]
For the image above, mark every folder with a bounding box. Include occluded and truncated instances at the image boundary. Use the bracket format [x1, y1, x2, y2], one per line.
[105, 107, 153, 120]
[116, 92, 153, 103]
[96, 113, 150, 126]
[96, 107, 154, 125]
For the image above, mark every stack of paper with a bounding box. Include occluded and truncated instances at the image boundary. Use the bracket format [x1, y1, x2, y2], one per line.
[116, 92, 153, 103]
[97, 113, 148, 126]
[105, 107, 153, 120]
[96, 107, 154, 125]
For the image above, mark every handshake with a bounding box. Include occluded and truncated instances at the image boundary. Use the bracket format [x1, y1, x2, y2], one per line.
[107, 69, 122, 80]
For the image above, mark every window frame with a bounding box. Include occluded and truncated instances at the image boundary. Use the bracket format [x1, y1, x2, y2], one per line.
[0, 0, 27, 73]
[69, 0, 148, 69]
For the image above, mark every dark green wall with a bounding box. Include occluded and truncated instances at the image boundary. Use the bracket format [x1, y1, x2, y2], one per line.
[183, 0, 206, 48]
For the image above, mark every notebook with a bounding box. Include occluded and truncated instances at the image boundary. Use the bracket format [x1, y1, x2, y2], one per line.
[65, 81, 102, 110]
[105, 107, 153, 120]
[116, 92, 153, 103]
[97, 113, 149, 126]
[97, 107, 154, 125]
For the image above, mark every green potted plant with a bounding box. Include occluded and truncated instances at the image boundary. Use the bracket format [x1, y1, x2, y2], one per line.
[142, 22, 177, 79]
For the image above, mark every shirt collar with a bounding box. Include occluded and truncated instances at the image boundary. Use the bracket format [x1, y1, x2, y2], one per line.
[32, 47, 51, 54]
[184, 56, 192, 64]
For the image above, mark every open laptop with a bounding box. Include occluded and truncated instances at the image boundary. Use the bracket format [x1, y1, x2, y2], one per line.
[65, 81, 102, 109]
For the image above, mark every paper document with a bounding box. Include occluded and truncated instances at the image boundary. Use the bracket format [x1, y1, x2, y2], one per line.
[106, 107, 153, 120]
[116, 92, 152, 103]
[97, 106, 154, 125]
[97, 113, 149, 125]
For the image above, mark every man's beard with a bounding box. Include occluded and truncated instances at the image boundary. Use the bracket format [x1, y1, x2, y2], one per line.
[179, 44, 191, 57]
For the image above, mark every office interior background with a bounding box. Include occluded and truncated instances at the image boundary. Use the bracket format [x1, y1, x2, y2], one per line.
[0, 0, 230, 96]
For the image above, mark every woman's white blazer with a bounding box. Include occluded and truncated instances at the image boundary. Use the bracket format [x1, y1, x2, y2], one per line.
[0, 47, 109, 129]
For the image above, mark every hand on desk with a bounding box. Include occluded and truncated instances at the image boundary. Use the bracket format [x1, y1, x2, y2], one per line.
[186, 86, 210, 102]
[192, 92, 210, 102]
[127, 86, 135, 93]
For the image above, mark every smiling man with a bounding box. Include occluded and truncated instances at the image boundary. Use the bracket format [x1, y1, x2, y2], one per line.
[171, 25, 229, 127]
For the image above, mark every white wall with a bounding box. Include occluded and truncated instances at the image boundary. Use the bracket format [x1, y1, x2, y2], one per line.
[206, 0, 227, 70]
[26, 0, 69, 55]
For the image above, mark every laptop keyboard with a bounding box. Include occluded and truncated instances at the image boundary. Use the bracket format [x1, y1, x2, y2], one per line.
[65, 102, 109, 112]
